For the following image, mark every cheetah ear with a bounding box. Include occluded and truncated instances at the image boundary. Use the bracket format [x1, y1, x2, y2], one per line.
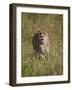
[37, 30, 41, 34]
[45, 28, 49, 33]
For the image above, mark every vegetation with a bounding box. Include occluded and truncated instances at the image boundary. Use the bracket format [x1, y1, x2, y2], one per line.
[21, 13, 63, 77]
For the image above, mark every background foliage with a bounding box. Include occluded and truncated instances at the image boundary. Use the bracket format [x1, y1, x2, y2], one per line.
[21, 13, 63, 77]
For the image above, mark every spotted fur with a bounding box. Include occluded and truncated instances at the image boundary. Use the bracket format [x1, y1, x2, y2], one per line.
[32, 31, 50, 57]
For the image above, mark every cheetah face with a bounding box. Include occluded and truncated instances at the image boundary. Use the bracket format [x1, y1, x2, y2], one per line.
[37, 31, 48, 45]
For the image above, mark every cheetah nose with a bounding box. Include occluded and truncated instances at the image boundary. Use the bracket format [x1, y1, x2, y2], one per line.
[42, 36, 45, 39]
[41, 35, 43, 38]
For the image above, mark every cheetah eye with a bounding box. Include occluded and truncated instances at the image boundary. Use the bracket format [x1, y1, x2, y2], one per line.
[39, 33, 41, 35]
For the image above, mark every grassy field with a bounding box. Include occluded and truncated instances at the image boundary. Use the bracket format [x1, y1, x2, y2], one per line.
[21, 13, 63, 77]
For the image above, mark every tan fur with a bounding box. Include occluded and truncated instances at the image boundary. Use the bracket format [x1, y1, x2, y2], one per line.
[32, 31, 50, 56]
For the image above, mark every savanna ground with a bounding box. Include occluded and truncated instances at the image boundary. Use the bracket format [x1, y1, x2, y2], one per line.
[21, 13, 63, 77]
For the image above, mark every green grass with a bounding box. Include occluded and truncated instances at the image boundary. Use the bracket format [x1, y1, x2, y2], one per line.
[21, 13, 63, 77]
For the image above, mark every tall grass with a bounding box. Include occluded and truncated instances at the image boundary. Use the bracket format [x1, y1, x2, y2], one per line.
[21, 13, 63, 77]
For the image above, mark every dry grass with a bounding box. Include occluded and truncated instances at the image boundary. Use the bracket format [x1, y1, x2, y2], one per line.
[21, 13, 63, 77]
